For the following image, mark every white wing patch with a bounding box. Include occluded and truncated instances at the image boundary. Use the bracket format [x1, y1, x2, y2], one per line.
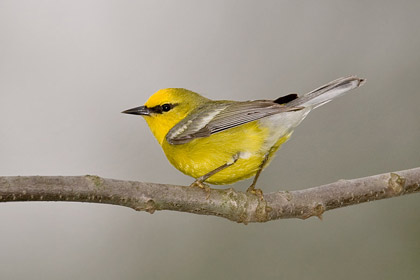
[193, 107, 227, 131]
[166, 101, 302, 145]
[169, 119, 193, 138]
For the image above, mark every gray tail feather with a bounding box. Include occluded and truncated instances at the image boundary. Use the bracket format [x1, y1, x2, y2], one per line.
[285, 76, 366, 109]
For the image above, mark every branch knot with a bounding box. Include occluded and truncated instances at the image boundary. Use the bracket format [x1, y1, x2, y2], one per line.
[388, 173, 406, 195]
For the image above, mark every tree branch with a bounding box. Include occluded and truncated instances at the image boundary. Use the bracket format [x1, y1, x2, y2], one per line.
[1, 167, 419, 224]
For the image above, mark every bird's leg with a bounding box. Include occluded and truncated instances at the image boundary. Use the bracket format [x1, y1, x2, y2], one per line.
[246, 152, 271, 198]
[190, 153, 240, 193]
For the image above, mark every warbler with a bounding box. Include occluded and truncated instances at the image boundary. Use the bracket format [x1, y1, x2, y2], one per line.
[123, 76, 365, 193]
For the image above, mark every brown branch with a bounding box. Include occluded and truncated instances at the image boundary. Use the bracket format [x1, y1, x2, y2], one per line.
[1, 167, 419, 224]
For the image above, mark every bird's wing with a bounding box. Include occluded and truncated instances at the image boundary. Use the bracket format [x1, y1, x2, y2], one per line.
[166, 101, 302, 145]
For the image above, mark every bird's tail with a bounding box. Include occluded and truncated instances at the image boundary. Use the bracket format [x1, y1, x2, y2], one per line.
[286, 76, 366, 109]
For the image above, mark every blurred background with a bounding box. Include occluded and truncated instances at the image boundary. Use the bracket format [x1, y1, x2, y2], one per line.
[1, 0, 420, 279]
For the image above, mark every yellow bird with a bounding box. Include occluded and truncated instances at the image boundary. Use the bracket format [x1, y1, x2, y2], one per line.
[123, 76, 365, 193]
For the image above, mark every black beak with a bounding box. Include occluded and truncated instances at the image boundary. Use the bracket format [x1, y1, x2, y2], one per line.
[122, 106, 151, 116]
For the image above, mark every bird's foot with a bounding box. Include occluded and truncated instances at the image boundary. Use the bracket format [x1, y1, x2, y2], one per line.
[190, 180, 211, 199]
[246, 185, 264, 201]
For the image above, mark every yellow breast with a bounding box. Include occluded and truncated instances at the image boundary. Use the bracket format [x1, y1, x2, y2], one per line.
[161, 120, 291, 184]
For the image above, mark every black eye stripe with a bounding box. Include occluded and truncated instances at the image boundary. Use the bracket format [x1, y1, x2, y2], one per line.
[149, 103, 177, 114]
[162, 104, 172, 112]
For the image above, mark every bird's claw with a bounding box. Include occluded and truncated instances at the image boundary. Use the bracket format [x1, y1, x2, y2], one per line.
[190, 180, 211, 199]
[246, 185, 264, 201]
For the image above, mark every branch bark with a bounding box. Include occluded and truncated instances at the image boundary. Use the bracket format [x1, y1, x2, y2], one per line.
[1, 167, 419, 224]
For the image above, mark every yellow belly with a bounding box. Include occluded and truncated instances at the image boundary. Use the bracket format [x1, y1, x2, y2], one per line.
[162, 121, 291, 185]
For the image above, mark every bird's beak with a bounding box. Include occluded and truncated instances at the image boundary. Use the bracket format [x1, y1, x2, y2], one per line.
[121, 105, 151, 116]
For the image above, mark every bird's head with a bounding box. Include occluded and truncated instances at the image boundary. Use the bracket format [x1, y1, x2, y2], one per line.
[123, 88, 209, 144]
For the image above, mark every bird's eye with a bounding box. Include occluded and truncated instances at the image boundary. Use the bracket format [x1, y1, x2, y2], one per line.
[161, 104, 172, 112]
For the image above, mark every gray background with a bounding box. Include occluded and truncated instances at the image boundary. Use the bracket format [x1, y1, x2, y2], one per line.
[1, 1, 420, 279]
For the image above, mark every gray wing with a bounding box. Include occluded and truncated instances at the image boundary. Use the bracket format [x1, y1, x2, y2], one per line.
[166, 100, 302, 145]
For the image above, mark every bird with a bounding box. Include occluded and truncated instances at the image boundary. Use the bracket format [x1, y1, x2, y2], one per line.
[122, 76, 365, 194]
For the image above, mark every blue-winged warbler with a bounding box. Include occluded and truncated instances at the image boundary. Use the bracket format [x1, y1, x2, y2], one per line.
[123, 76, 365, 193]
